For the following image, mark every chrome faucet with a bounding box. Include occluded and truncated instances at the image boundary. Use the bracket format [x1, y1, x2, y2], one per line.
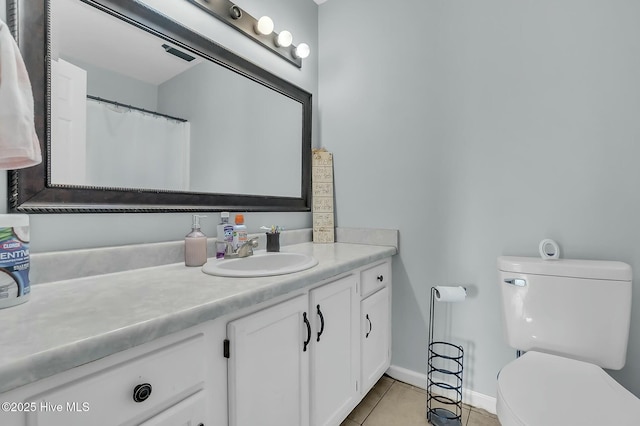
[224, 241, 237, 258]
[237, 237, 259, 257]
[224, 237, 259, 259]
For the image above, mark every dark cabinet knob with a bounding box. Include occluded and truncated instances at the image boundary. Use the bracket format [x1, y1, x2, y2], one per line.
[133, 383, 152, 403]
[377, 275, 384, 282]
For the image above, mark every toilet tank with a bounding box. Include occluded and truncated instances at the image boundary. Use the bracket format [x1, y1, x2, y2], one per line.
[497, 256, 632, 370]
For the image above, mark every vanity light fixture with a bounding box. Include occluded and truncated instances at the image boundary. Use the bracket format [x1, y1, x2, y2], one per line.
[186, 0, 309, 68]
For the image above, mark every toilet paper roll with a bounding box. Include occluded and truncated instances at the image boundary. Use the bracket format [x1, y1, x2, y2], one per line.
[539, 239, 560, 260]
[434, 286, 466, 303]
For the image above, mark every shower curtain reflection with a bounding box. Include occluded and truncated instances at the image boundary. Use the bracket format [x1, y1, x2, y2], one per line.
[85, 99, 190, 191]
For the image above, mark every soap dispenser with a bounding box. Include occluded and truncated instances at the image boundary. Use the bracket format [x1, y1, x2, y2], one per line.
[185, 215, 207, 267]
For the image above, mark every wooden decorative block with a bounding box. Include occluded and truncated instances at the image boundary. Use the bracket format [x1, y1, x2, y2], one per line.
[312, 149, 334, 243]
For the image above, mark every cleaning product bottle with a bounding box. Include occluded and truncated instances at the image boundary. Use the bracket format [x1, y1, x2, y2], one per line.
[185, 215, 207, 267]
[216, 212, 234, 259]
[0, 214, 31, 309]
[233, 214, 248, 251]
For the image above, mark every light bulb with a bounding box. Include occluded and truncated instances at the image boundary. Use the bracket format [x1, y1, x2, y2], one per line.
[294, 42, 310, 59]
[255, 16, 274, 35]
[276, 30, 293, 48]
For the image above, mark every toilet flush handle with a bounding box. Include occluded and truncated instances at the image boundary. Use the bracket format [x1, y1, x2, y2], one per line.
[504, 278, 527, 287]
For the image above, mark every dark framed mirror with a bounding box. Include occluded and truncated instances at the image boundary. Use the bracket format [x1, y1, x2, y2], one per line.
[8, 0, 311, 213]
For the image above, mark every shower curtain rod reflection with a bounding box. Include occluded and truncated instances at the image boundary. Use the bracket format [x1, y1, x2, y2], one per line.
[86, 95, 188, 123]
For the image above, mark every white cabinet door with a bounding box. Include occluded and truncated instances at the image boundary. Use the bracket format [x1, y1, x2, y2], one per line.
[227, 295, 310, 426]
[139, 390, 206, 426]
[310, 275, 359, 426]
[361, 286, 390, 393]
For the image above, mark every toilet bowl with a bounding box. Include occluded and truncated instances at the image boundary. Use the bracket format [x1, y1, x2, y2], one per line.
[497, 351, 640, 426]
[496, 256, 640, 425]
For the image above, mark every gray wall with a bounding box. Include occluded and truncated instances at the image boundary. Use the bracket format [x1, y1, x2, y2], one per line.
[63, 56, 159, 111]
[158, 62, 302, 196]
[319, 0, 640, 398]
[2, 0, 318, 252]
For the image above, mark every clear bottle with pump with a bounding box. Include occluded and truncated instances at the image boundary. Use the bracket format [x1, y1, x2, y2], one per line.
[185, 215, 207, 267]
[216, 212, 234, 259]
[233, 214, 248, 251]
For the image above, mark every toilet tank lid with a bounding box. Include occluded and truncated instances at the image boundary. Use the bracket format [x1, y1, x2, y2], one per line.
[498, 256, 632, 281]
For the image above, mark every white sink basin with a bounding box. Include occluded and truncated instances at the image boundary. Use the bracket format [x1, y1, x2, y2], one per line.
[202, 252, 318, 278]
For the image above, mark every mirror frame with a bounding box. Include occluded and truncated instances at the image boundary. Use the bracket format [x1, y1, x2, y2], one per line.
[8, 0, 312, 213]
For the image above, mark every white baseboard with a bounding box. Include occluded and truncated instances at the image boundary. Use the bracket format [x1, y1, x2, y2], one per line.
[386, 365, 497, 415]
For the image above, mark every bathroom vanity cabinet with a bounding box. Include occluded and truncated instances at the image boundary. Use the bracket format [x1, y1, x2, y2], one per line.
[0, 255, 392, 426]
[228, 260, 391, 426]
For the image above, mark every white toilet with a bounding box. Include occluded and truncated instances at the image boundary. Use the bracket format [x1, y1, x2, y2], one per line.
[496, 256, 640, 425]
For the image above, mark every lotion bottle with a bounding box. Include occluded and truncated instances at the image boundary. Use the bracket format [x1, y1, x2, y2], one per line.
[185, 215, 207, 267]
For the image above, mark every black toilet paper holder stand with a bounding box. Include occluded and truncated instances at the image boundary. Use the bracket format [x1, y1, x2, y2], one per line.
[427, 286, 464, 426]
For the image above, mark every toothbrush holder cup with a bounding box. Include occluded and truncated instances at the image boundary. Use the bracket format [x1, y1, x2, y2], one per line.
[266, 232, 280, 252]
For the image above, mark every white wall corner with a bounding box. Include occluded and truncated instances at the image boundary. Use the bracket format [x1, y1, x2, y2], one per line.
[386, 365, 497, 415]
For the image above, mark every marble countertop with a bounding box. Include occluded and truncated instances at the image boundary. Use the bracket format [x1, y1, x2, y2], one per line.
[0, 242, 396, 394]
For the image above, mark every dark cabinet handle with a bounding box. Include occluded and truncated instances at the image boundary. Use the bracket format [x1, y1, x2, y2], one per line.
[366, 314, 372, 338]
[316, 304, 325, 342]
[377, 275, 384, 282]
[303, 312, 311, 352]
[132, 383, 152, 403]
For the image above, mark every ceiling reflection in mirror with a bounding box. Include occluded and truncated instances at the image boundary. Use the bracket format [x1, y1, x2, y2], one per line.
[50, 0, 303, 198]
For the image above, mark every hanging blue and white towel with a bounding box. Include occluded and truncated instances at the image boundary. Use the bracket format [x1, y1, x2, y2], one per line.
[0, 19, 42, 170]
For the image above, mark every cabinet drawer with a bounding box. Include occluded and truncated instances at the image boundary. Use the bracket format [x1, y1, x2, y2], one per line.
[139, 390, 206, 426]
[360, 261, 390, 298]
[29, 334, 205, 426]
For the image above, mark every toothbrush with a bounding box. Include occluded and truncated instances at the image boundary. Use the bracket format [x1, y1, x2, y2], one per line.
[260, 225, 283, 233]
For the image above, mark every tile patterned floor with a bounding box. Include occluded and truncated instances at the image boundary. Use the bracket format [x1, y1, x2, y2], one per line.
[341, 376, 501, 426]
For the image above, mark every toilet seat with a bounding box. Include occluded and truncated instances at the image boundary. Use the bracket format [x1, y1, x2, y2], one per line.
[497, 351, 640, 426]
